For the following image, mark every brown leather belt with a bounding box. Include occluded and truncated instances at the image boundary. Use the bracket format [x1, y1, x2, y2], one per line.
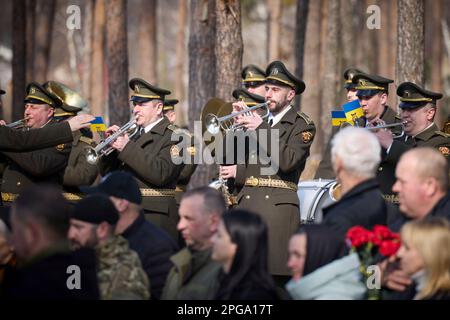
[2, 192, 83, 202]
[244, 177, 298, 192]
[140, 188, 175, 197]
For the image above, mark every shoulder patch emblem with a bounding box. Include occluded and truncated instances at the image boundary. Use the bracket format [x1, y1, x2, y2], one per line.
[170, 144, 181, 158]
[301, 131, 314, 144]
[55, 143, 65, 152]
[438, 146, 450, 157]
[297, 111, 314, 125]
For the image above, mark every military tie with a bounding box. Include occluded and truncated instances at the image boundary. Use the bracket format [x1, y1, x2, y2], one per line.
[132, 127, 144, 142]
[269, 119, 274, 127]
[405, 135, 416, 146]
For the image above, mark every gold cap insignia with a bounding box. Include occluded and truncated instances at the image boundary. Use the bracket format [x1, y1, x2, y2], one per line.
[271, 68, 279, 75]
[438, 146, 449, 157]
[30, 87, 36, 94]
[135, 85, 140, 93]
[404, 91, 410, 98]
[301, 131, 313, 143]
[247, 71, 253, 78]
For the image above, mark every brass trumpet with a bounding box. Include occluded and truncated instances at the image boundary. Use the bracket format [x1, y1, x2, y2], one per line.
[365, 121, 408, 139]
[6, 118, 29, 129]
[204, 102, 269, 134]
[85, 117, 138, 165]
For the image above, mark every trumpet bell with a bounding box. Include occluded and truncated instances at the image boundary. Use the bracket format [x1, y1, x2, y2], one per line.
[205, 114, 220, 135]
[86, 148, 99, 165]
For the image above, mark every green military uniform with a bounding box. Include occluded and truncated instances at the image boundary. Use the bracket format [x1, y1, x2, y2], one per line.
[44, 81, 99, 199]
[234, 61, 315, 276]
[99, 78, 183, 242]
[163, 99, 197, 206]
[315, 68, 364, 178]
[378, 82, 450, 203]
[1, 83, 71, 204]
[96, 235, 150, 300]
[161, 247, 221, 300]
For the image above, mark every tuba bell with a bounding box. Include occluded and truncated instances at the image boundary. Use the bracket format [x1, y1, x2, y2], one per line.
[44, 81, 88, 112]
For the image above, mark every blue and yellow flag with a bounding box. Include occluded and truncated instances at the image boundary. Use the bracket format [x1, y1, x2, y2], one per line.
[342, 100, 363, 123]
[331, 111, 347, 127]
[90, 116, 107, 132]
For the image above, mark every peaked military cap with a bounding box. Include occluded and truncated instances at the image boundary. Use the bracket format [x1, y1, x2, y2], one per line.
[242, 64, 266, 87]
[353, 72, 393, 97]
[24, 82, 60, 108]
[129, 78, 171, 103]
[232, 88, 265, 106]
[343, 67, 364, 89]
[163, 99, 179, 112]
[265, 61, 305, 94]
[44, 81, 84, 117]
[397, 82, 443, 109]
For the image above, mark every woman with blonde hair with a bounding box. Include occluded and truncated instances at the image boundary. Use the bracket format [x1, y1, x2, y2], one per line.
[398, 217, 450, 300]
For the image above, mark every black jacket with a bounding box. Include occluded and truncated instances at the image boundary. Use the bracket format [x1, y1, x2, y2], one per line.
[121, 213, 179, 300]
[323, 179, 393, 239]
[1, 246, 99, 300]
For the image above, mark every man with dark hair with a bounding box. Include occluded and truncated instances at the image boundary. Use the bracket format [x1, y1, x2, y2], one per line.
[68, 194, 149, 300]
[81, 171, 178, 300]
[1, 185, 99, 299]
[162, 187, 225, 300]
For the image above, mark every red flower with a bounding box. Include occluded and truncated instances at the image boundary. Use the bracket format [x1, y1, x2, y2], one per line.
[346, 226, 374, 247]
[379, 240, 401, 257]
[373, 225, 392, 239]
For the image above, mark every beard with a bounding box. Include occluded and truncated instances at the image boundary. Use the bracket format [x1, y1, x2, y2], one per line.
[70, 230, 99, 250]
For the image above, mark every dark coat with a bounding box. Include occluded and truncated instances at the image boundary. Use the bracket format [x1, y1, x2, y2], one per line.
[216, 272, 279, 300]
[234, 107, 316, 276]
[99, 117, 184, 240]
[378, 123, 450, 201]
[121, 213, 179, 300]
[1, 246, 99, 300]
[322, 179, 392, 239]
[0, 122, 73, 152]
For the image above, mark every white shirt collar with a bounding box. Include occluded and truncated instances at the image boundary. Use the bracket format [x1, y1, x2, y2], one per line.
[143, 117, 164, 133]
[268, 105, 292, 127]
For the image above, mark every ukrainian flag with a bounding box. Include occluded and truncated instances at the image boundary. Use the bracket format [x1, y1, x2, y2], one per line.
[342, 100, 364, 123]
[331, 111, 347, 127]
[90, 116, 107, 132]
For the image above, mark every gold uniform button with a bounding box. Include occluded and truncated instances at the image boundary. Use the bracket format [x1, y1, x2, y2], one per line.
[378, 167, 383, 172]
[245, 195, 250, 200]
[265, 195, 270, 199]
[17, 182, 21, 187]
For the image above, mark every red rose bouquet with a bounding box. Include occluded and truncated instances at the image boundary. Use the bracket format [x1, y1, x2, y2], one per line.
[346, 225, 401, 299]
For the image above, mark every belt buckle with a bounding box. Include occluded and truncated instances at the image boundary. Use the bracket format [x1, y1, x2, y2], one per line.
[247, 176, 259, 187]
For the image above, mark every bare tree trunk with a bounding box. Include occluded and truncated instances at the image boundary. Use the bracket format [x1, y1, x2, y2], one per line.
[82, 0, 94, 104]
[33, 0, 56, 83]
[91, 0, 106, 117]
[302, 0, 322, 156]
[294, 0, 309, 109]
[25, 0, 35, 84]
[267, 0, 282, 61]
[12, 0, 27, 121]
[215, 0, 243, 101]
[320, 0, 340, 145]
[386, 0, 398, 110]
[105, 0, 129, 125]
[397, 0, 424, 85]
[175, 0, 187, 127]
[340, 0, 353, 72]
[188, 0, 216, 187]
[137, 0, 157, 83]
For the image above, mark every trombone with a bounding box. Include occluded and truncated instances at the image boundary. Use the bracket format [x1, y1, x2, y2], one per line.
[365, 121, 408, 139]
[85, 117, 138, 165]
[204, 102, 269, 134]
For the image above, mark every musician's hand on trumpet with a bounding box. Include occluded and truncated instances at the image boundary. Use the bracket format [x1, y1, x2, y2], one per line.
[219, 165, 237, 179]
[105, 125, 130, 152]
[0, 120, 6, 126]
[232, 101, 263, 131]
[368, 120, 394, 149]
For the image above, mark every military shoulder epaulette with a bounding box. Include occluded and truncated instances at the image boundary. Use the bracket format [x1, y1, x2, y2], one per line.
[297, 111, 313, 125]
[79, 136, 95, 146]
[435, 131, 450, 138]
[168, 124, 191, 137]
[395, 115, 402, 121]
[167, 124, 178, 132]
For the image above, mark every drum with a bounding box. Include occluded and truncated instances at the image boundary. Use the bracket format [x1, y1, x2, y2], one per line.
[297, 179, 341, 224]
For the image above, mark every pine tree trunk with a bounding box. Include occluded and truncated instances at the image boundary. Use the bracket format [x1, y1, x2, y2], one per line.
[302, 0, 322, 156]
[294, 0, 309, 109]
[137, 0, 157, 83]
[82, 0, 94, 104]
[320, 0, 341, 145]
[397, 0, 424, 85]
[25, 0, 35, 84]
[12, 0, 27, 121]
[105, 0, 129, 125]
[267, 0, 282, 61]
[215, 0, 242, 101]
[33, 0, 56, 83]
[175, 0, 187, 127]
[187, 0, 216, 188]
[91, 0, 106, 117]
